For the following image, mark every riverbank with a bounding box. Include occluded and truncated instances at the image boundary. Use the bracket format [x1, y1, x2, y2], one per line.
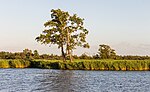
[0, 59, 30, 68]
[0, 59, 150, 70]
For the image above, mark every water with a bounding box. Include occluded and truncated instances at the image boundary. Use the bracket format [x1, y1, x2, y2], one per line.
[0, 69, 150, 92]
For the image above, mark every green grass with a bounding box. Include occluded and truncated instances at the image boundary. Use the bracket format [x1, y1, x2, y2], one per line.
[30, 59, 150, 70]
[0, 59, 30, 68]
[0, 59, 150, 70]
[0, 59, 10, 68]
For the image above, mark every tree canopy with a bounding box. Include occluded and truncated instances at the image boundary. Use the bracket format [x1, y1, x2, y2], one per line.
[98, 44, 116, 59]
[36, 9, 89, 61]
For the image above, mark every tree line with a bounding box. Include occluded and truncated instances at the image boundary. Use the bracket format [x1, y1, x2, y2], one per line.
[0, 45, 150, 60]
[0, 49, 62, 60]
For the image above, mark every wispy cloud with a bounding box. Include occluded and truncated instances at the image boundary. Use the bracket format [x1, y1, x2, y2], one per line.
[113, 42, 150, 55]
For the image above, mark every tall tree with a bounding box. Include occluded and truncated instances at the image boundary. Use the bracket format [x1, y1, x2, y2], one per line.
[98, 44, 116, 59]
[36, 9, 89, 62]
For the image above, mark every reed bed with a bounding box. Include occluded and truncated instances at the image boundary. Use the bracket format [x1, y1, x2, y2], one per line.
[30, 59, 150, 70]
[0, 59, 30, 68]
[0, 59, 150, 70]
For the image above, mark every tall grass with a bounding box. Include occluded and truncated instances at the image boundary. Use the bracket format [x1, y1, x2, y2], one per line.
[30, 59, 150, 70]
[0, 59, 30, 68]
[0, 59, 150, 70]
[30, 60, 62, 69]
[0, 59, 10, 68]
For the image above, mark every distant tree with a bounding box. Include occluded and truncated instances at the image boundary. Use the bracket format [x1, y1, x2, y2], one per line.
[23, 49, 33, 60]
[33, 50, 40, 59]
[79, 53, 92, 59]
[0, 52, 6, 59]
[72, 55, 79, 59]
[14, 53, 22, 59]
[8, 53, 15, 59]
[40, 54, 50, 59]
[98, 44, 116, 59]
[36, 9, 89, 62]
[4, 52, 9, 59]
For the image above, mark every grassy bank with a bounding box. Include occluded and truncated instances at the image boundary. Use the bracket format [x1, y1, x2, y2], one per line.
[30, 59, 150, 70]
[0, 59, 150, 70]
[0, 59, 30, 68]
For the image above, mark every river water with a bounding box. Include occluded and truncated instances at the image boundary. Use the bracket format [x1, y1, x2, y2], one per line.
[0, 69, 149, 92]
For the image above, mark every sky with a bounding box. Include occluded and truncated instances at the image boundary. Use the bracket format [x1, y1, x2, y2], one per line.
[0, 0, 150, 56]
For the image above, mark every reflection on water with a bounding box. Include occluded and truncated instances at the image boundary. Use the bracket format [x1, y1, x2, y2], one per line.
[32, 70, 75, 92]
[0, 69, 150, 92]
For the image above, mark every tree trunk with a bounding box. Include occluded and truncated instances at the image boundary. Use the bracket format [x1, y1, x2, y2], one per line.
[67, 49, 73, 62]
[61, 46, 66, 62]
[66, 28, 73, 62]
[68, 50, 73, 62]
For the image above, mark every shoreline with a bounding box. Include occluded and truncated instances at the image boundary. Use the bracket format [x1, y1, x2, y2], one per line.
[0, 59, 150, 71]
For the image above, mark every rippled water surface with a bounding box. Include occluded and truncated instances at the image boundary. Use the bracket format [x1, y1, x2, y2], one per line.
[0, 69, 150, 92]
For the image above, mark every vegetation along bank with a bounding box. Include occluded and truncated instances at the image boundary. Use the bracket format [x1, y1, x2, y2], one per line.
[0, 59, 150, 71]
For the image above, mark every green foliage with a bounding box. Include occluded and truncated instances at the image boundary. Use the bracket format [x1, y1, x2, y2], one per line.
[0, 59, 30, 68]
[98, 44, 116, 59]
[36, 9, 89, 61]
[29, 59, 150, 70]
[23, 49, 33, 60]
[115, 55, 150, 60]
[0, 59, 150, 70]
[33, 50, 40, 59]
[79, 53, 92, 59]
[0, 50, 150, 60]
[0, 59, 10, 68]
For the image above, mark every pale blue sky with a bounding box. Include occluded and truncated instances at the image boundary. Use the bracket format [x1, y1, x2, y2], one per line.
[0, 0, 150, 55]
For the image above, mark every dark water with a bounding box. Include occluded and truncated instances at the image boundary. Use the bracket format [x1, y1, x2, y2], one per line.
[0, 69, 150, 92]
